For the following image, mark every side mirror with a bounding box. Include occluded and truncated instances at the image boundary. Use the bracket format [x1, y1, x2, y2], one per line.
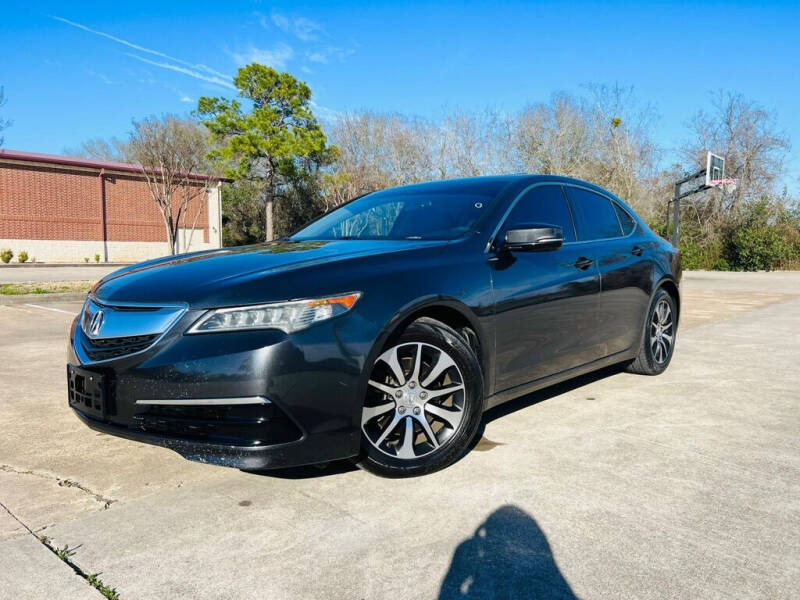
[503, 225, 564, 251]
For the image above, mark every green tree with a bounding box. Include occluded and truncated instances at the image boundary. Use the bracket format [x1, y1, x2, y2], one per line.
[220, 181, 265, 246]
[197, 64, 336, 241]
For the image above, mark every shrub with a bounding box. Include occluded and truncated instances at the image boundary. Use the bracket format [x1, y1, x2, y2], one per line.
[94, 253, 101, 263]
[83, 257, 89, 263]
[679, 235, 727, 271]
[673, 197, 800, 272]
[725, 223, 792, 271]
[0, 249, 13, 264]
[722, 199, 797, 271]
[18, 250, 29, 263]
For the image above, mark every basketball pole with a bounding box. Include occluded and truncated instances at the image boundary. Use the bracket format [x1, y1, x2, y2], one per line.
[668, 164, 711, 248]
[672, 182, 681, 247]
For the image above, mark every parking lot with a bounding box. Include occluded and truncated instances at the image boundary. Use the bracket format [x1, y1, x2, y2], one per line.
[1, 271, 798, 599]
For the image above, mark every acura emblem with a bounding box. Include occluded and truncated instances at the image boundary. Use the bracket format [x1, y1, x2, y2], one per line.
[89, 310, 105, 337]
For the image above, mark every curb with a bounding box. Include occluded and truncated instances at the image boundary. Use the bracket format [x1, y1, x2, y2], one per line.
[0, 292, 87, 305]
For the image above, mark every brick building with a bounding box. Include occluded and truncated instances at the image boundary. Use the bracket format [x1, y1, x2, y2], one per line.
[0, 150, 222, 263]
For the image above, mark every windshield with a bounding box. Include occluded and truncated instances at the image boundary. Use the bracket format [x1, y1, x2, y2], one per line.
[291, 182, 505, 241]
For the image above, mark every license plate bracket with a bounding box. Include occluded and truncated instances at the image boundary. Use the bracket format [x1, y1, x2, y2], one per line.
[68, 365, 106, 419]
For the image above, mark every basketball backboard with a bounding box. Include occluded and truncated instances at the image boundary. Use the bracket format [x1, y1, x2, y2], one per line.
[705, 152, 725, 185]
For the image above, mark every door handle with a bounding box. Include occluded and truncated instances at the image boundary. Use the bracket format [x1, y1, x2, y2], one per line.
[632, 245, 643, 256]
[574, 257, 594, 270]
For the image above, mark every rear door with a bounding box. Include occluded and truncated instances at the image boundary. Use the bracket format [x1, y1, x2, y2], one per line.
[565, 185, 652, 356]
[491, 184, 602, 392]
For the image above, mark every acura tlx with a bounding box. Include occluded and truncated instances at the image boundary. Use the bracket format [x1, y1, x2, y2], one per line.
[68, 175, 680, 477]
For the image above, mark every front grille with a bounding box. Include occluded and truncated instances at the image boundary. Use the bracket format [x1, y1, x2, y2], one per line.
[82, 334, 158, 361]
[77, 297, 186, 363]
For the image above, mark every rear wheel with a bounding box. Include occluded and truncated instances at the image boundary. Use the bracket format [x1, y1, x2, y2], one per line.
[626, 288, 677, 375]
[356, 318, 483, 477]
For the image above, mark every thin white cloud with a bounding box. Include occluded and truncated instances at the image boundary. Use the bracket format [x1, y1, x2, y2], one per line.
[294, 17, 323, 41]
[309, 100, 341, 121]
[253, 11, 270, 30]
[85, 68, 114, 85]
[306, 51, 328, 65]
[271, 11, 290, 32]
[227, 43, 294, 70]
[125, 53, 235, 89]
[180, 95, 193, 103]
[269, 11, 324, 41]
[50, 15, 230, 80]
[306, 47, 355, 65]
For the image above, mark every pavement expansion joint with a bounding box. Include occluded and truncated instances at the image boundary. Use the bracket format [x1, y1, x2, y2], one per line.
[1, 499, 120, 599]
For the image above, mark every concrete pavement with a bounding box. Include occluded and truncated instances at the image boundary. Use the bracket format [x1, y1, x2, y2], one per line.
[0, 271, 798, 599]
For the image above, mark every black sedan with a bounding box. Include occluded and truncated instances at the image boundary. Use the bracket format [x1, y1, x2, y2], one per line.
[68, 175, 680, 477]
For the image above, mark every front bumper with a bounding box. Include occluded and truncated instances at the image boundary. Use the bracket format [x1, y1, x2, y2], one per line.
[68, 304, 377, 470]
[71, 409, 354, 470]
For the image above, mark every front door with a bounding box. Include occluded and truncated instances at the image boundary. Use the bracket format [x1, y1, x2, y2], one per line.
[491, 184, 602, 393]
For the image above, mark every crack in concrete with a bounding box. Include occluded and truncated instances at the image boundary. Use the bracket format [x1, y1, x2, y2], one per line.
[0, 465, 116, 509]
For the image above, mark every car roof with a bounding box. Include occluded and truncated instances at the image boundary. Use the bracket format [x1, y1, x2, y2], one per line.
[378, 174, 620, 201]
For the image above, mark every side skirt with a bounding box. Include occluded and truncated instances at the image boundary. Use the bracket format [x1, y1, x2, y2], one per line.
[484, 349, 635, 410]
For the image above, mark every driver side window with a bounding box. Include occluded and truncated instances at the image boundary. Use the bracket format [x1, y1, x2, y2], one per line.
[502, 185, 577, 242]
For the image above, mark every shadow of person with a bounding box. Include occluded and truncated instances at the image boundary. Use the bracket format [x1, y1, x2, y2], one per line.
[439, 505, 576, 600]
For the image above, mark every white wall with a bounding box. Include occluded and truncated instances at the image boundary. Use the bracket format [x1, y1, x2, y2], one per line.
[0, 238, 218, 264]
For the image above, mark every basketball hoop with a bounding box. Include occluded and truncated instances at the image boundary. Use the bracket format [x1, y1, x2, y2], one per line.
[708, 177, 738, 193]
[668, 151, 733, 246]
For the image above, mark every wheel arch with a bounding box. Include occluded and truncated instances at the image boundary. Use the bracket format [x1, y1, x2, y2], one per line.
[363, 297, 493, 398]
[655, 276, 680, 326]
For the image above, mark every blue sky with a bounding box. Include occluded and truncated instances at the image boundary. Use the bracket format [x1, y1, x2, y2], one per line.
[2, 0, 798, 182]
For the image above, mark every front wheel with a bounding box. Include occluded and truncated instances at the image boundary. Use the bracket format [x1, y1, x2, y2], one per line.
[356, 318, 484, 477]
[626, 288, 677, 375]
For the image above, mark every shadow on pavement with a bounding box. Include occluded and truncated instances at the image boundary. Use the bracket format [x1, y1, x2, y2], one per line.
[242, 459, 358, 479]
[247, 365, 625, 479]
[439, 505, 576, 600]
[470, 364, 625, 450]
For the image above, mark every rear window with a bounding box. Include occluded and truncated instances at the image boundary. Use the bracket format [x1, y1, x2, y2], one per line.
[566, 187, 623, 240]
[613, 203, 636, 235]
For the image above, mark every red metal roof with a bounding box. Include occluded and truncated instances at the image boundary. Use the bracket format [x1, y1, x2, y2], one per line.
[0, 149, 223, 182]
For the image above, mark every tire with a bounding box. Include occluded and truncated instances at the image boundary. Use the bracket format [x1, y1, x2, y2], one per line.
[626, 288, 677, 375]
[356, 317, 484, 477]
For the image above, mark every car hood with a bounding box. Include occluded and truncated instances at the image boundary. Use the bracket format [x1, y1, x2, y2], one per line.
[93, 239, 447, 307]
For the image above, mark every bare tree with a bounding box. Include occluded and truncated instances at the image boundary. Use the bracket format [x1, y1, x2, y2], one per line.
[0, 87, 10, 147]
[324, 112, 436, 206]
[63, 136, 131, 162]
[511, 85, 661, 219]
[127, 116, 216, 255]
[324, 87, 663, 221]
[437, 108, 516, 178]
[682, 91, 791, 215]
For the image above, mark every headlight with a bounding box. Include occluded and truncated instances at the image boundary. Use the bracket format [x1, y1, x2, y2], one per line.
[187, 292, 362, 334]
